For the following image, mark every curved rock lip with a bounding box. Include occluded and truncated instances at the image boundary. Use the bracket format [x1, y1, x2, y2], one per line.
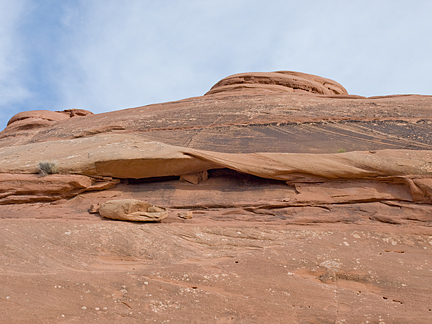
[205, 71, 348, 96]
[5, 118, 57, 131]
[7, 110, 70, 126]
[0, 173, 119, 205]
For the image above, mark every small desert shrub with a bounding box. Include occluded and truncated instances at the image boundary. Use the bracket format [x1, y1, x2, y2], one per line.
[37, 162, 58, 176]
[337, 148, 346, 153]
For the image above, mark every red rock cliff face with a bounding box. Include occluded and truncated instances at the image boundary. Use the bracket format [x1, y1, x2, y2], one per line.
[1, 72, 432, 323]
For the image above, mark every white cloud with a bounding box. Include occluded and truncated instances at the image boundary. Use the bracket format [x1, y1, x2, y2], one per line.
[271, 1, 432, 96]
[53, 0, 432, 118]
[53, 1, 320, 112]
[54, 0, 254, 112]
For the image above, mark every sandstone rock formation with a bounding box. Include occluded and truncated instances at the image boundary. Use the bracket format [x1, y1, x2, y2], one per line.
[205, 71, 349, 96]
[98, 199, 168, 222]
[5, 108, 93, 131]
[1, 71, 431, 323]
[0, 173, 90, 204]
[0, 133, 431, 206]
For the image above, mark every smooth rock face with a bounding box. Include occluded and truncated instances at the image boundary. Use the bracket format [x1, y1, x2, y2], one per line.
[1, 71, 432, 323]
[98, 199, 168, 221]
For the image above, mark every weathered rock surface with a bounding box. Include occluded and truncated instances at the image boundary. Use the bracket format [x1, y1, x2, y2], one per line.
[0, 71, 431, 323]
[98, 199, 168, 222]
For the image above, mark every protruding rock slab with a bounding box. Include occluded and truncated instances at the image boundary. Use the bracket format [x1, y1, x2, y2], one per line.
[0, 134, 217, 177]
[0, 174, 119, 204]
[0, 174, 92, 204]
[98, 199, 168, 222]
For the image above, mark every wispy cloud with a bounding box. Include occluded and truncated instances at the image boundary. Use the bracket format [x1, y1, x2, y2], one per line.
[54, 0, 432, 115]
[55, 0, 264, 112]
[267, 1, 432, 96]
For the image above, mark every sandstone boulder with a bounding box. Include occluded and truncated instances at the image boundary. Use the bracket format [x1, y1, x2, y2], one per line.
[179, 170, 209, 185]
[98, 199, 168, 221]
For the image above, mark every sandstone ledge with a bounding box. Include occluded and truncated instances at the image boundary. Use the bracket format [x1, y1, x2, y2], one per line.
[0, 173, 119, 204]
[0, 133, 431, 207]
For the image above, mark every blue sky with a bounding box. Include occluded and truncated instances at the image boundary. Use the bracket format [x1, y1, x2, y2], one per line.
[1, 0, 431, 131]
